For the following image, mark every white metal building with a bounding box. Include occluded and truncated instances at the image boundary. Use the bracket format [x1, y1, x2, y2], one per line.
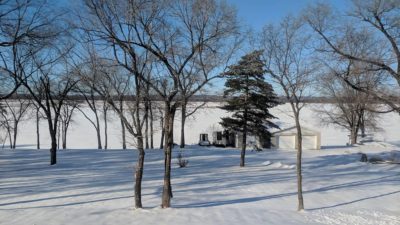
[271, 126, 321, 150]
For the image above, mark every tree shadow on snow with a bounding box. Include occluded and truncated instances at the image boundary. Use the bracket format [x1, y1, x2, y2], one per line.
[174, 173, 399, 209]
[320, 145, 354, 150]
[307, 190, 400, 211]
[1, 148, 399, 211]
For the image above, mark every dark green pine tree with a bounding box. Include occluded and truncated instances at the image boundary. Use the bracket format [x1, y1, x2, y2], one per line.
[220, 50, 280, 167]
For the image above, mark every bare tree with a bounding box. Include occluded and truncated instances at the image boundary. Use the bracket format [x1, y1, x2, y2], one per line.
[177, 62, 223, 149]
[82, 0, 240, 208]
[0, 103, 12, 147]
[179, 100, 207, 148]
[261, 16, 317, 211]
[102, 100, 110, 149]
[0, 95, 31, 149]
[0, 0, 75, 164]
[79, 51, 149, 208]
[23, 63, 78, 164]
[75, 82, 103, 149]
[315, 61, 382, 145]
[0, 0, 32, 99]
[305, 1, 400, 113]
[60, 99, 78, 149]
[118, 94, 127, 150]
[177, 34, 240, 149]
[142, 80, 151, 149]
[148, 100, 154, 149]
[157, 105, 165, 149]
[31, 102, 43, 149]
[142, 86, 157, 150]
[0, 104, 8, 148]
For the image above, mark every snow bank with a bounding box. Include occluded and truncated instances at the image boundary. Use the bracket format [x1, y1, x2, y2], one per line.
[262, 160, 295, 169]
[261, 160, 272, 166]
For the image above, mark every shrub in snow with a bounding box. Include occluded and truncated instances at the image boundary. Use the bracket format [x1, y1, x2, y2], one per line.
[359, 153, 368, 162]
[177, 152, 189, 168]
[368, 156, 383, 163]
[388, 152, 400, 163]
[251, 143, 263, 152]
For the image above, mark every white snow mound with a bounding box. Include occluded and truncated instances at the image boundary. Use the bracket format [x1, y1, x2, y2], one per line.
[261, 160, 272, 166]
[262, 161, 295, 169]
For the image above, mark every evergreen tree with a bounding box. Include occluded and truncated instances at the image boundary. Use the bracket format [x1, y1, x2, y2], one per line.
[220, 50, 280, 167]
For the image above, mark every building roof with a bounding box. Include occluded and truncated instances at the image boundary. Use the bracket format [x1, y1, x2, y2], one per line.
[272, 126, 320, 136]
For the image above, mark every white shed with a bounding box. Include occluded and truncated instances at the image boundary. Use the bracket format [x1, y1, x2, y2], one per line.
[271, 126, 321, 150]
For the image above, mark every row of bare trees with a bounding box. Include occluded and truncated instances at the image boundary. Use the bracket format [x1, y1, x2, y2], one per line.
[0, 97, 30, 149]
[77, 0, 242, 208]
[0, 0, 78, 165]
[1, 0, 398, 212]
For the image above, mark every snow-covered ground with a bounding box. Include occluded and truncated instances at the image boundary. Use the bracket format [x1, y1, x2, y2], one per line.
[1, 102, 400, 224]
[1, 145, 399, 225]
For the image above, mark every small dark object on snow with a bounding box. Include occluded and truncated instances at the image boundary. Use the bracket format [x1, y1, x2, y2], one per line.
[251, 144, 263, 152]
[360, 153, 368, 162]
[177, 152, 189, 168]
[368, 156, 384, 164]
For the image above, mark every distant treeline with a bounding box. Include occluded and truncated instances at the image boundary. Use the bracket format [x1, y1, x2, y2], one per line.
[2, 94, 397, 104]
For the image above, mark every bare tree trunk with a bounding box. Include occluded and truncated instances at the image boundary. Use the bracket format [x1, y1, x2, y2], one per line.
[149, 101, 154, 149]
[50, 141, 57, 165]
[180, 102, 186, 148]
[62, 122, 66, 149]
[104, 106, 108, 150]
[46, 110, 59, 165]
[295, 112, 304, 211]
[360, 113, 366, 138]
[119, 101, 126, 149]
[117, 100, 127, 149]
[160, 114, 165, 149]
[121, 117, 126, 149]
[36, 109, 40, 149]
[160, 128, 165, 149]
[7, 128, 12, 149]
[96, 127, 102, 149]
[350, 127, 356, 145]
[145, 101, 149, 149]
[360, 123, 365, 138]
[161, 102, 176, 208]
[240, 131, 247, 167]
[50, 130, 57, 165]
[350, 126, 357, 145]
[57, 123, 60, 150]
[62, 131, 66, 149]
[134, 135, 145, 208]
[12, 121, 18, 149]
[95, 114, 102, 149]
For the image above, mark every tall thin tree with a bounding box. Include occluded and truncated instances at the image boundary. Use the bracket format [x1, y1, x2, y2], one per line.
[261, 16, 317, 210]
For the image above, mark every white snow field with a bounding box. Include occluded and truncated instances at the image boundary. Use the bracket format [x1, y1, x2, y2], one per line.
[0, 103, 400, 224]
[4, 102, 400, 149]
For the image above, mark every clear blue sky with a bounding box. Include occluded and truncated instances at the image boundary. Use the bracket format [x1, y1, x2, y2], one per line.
[227, 0, 350, 31]
[206, 0, 352, 94]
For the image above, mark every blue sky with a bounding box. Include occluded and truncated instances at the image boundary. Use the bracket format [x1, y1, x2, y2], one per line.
[227, 0, 350, 31]
[204, 0, 353, 94]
